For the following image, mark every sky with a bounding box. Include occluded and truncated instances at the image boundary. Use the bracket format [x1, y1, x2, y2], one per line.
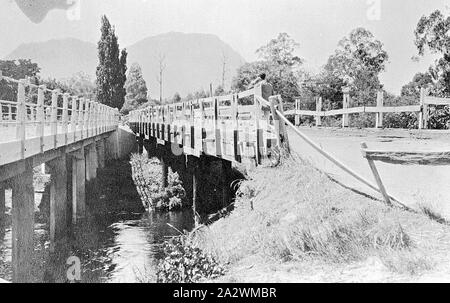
[0, 0, 449, 94]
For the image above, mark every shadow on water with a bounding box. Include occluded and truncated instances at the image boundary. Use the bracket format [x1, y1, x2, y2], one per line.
[0, 158, 194, 283]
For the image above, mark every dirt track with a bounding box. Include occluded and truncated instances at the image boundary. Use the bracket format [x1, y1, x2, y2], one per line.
[289, 127, 450, 219]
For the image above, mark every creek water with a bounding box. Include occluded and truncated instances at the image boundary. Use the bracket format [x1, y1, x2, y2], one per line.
[0, 160, 195, 283]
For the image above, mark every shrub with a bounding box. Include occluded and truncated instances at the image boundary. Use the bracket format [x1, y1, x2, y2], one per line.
[156, 236, 225, 283]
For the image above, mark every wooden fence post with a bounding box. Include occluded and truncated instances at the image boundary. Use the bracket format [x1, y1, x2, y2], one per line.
[376, 91, 384, 128]
[36, 85, 45, 152]
[342, 87, 350, 128]
[316, 97, 322, 127]
[419, 88, 428, 129]
[16, 80, 26, 159]
[295, 98, 300, 126]
[51, 90, 58, 148]
[62, 93, 69, 145]
[71, 97, 78, 138]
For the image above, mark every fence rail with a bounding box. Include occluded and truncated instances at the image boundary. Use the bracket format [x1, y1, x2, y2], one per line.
[0, 71, 120, 166]
[292, 88, 450, 129]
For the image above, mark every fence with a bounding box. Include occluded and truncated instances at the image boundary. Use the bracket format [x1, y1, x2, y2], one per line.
[0, 71, 119, 166]
[293, 87, 450, 129]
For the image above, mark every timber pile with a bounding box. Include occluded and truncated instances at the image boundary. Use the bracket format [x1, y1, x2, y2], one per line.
[130, 154, 159, 209]
[362, 150, 450, 166]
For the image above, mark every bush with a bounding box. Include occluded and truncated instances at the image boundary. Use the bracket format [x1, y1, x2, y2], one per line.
[157, 236, 225, 283]
[384, 112, 418, 129]
[130, 154, 187, 211]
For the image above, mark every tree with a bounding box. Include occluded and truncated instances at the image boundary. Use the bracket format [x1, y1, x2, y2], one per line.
[232, 60, 300, 104]
[323, 27, 389, 107]
[401, 72, 434, 99]
[62, 72, 96, 99]
[0, 59, 40, 101]
[256, 33, 303, 73]
[96, 15, 127, 109]
[414, 10, 450, 97]
[121, 63, 148, 115]
[172, 92, 181, 104]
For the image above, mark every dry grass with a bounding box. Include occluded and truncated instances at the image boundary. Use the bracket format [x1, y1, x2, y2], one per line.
[193, 156, 450, 281]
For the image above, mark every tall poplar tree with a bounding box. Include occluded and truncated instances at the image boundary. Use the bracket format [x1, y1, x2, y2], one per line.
[96, 15, 127, 109]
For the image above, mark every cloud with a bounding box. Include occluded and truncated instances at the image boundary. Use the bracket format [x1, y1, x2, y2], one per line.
[15, 0, 75, 23]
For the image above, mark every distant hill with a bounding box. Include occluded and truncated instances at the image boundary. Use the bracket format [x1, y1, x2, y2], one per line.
[6, 38, 97, 79]
[126, 32, 245, 98]
[5, 32, 246, 98]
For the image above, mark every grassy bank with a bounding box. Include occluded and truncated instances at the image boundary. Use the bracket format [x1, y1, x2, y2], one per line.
[192, 156, 450, 282]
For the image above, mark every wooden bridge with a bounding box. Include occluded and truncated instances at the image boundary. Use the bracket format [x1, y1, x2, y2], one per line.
[0, 73, 120, 282]
[128, 83, 286, 166]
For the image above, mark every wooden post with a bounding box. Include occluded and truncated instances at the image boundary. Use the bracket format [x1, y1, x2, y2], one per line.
[62, 93, 69, 145]
[316, 97, 322, 127]
[419, 88, 428, 129]
[214, 98, 221, 157]
[71, 97, 78, 138]
[36, 85, 45, 152]
[253, 85, 263, 165]
[221, 159, 231, 208]
[189, 156, 200, 226]
[71, 150, 85, 224]
[78, 98, 85, 139]
[47, 154, 68, 242]
[342, 87, 350, 128]
[375, 91, 384, 128]
[16, 80, 26, 159]
[11, 160, 34, 283]
[51, 90, 58, 148]
[232, 94, 240, 162]
[295, 98, 300, 126]
[161, 143, 169, 189]
[361, 143, 392, 206]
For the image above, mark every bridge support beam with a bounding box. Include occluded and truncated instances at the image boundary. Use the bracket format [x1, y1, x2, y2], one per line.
[221, 159, 232, 208]
[105, 130, 119, 161]
[47, 155, 68, 243]
[11, 161, 34, 283]
[71, 151, 86, 224]
[160, 143, 170, 189]
[138, 135, 144, 154]
[188, 156, 201, 226]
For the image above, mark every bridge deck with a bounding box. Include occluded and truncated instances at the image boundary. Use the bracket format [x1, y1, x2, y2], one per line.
[0, 75, 119, 168]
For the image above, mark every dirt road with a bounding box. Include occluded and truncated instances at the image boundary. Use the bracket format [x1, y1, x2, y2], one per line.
[288, 127, 450, 219]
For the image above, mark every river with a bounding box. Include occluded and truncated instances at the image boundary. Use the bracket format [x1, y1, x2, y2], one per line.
[0, 159, 195, 283]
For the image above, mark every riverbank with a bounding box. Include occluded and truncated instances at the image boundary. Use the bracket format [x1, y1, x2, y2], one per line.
[194, 156, 450, 283]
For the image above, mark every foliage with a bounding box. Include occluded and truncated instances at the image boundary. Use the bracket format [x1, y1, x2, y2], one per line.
[256, 33, 303, 70]
[130, 154, 187, 211]
[172, 92, 181, 104]
[96, 15, 127, 109]
[121, 63, 148, 115]
[0, 59, 40, 101]
[414, 10, 450, 97]
[157, 236, 225, 283]
[323, 27, 388, 107]
[401, 72, 434, 99]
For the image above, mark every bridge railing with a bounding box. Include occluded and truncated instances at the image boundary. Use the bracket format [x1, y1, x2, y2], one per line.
[128, 83, 281, 164]
[293, 87, 450, 129]
[0, 71, 120, 165]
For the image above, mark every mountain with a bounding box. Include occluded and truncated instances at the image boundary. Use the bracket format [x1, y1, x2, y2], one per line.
[6, 38, 97, 79]
[126, 32, 245, 98]
[5, 33, 246, 98]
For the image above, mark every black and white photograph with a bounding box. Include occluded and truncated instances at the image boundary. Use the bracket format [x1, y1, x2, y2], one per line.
[1, 0, 450, 289]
